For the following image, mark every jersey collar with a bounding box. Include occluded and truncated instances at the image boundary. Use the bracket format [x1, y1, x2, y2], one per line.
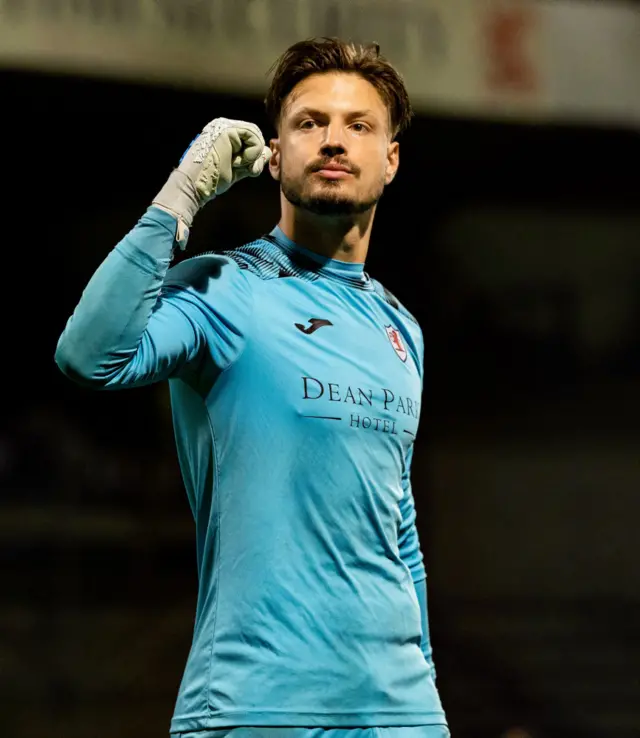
[268, 226, 370, 289]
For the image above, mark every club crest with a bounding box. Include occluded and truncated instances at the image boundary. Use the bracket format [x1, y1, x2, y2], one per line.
[385, 325, 407, 362]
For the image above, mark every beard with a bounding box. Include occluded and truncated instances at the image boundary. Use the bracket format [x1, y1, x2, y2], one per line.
[281, 170, 385, 216]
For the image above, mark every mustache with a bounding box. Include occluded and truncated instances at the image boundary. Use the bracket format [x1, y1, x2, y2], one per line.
[306, 158, 359, 175]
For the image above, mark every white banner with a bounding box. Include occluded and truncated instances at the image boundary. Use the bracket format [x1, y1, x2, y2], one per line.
[0, 0, 638, 127]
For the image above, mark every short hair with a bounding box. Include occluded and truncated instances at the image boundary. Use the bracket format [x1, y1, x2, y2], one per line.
[265, 37, 413, 139]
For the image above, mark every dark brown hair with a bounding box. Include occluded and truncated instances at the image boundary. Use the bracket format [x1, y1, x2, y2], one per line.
[265, 37, 413, 139]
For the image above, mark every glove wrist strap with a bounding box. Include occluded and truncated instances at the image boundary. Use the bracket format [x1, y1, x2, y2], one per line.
[152, 169, 205, 231]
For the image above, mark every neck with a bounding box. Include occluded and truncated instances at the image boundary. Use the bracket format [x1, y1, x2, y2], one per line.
[277, 199, 376, 263]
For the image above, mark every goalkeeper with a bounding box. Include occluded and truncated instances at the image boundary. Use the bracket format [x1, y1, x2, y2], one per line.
[56, 37, 449, 738]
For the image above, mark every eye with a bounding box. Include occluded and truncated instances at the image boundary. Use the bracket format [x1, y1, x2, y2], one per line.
[299, 119, 316, 130]
[351, 122, 369, 133]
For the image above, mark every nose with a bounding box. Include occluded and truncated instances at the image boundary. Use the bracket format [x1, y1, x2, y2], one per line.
[320, 143, 347, 158]
[319, 124, 347, 158]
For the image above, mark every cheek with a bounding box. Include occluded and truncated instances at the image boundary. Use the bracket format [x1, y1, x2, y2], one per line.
[363, 146, 390, 184]
[365, 138, 389, 168]
[280, 140, 307, 172]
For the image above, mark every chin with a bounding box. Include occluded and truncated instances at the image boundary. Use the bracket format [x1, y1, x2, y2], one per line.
[282, 177, 379, 216]
[304, 194, 375, 217]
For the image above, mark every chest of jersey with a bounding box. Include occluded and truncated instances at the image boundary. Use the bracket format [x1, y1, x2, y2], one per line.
[222, 277, 423, 450]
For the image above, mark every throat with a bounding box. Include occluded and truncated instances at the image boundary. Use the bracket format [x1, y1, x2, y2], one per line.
[277, 209, 374, 264]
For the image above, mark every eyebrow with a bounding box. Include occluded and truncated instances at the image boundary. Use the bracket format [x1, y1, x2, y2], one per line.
[292, 107, 378, 121]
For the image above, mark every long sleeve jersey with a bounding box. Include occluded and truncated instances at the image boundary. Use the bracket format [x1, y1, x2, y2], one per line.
[55, 207, 447, 733]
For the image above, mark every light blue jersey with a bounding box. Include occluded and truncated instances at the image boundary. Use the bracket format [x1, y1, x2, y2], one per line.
[55, 207, 447, 733]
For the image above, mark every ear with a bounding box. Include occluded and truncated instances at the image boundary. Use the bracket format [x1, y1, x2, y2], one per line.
[384, 140, 400, 185]
[269, 138, 281, 181]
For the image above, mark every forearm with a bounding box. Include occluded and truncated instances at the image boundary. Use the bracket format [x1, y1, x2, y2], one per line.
[55, 207, 179, 386]
[413, 575, 436, 681]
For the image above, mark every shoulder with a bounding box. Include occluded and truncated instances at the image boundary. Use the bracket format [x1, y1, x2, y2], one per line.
[370, 277, 424, 368]
[370, 278, 421, 331]
[166, 252, 240, 285]
[168, 236, 314, 284]
[162, 250, 255, 320]
[162, 234, 304, 307]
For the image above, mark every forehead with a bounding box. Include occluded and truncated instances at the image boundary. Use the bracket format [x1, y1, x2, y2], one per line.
[283, 72, 388, 121]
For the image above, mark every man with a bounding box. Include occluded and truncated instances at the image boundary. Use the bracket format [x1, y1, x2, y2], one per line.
[56, 37, 449, 738]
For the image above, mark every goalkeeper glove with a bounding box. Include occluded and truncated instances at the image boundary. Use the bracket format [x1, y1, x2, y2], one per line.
[153, 117, 271, 247]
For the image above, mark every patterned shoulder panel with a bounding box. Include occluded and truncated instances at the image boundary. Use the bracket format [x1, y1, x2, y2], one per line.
[221, 236, 322, 282]
[370, 278, 419, 326]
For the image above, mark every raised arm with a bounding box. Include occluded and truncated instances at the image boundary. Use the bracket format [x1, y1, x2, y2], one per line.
[55, 118, 270, 390]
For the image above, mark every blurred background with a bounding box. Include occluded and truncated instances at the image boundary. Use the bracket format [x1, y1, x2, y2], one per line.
[1, 1, 639, 737]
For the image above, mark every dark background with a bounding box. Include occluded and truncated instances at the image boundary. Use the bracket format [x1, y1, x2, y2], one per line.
[1, 68, 639, 738]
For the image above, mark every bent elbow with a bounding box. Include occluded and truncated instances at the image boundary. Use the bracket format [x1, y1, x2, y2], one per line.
[54, 336, 112, 390]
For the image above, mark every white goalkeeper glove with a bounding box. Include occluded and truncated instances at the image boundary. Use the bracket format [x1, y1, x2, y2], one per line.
[153, 117, 271, 248]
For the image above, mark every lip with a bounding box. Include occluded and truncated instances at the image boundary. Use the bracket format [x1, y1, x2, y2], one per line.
[315, 168, 352, 180]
